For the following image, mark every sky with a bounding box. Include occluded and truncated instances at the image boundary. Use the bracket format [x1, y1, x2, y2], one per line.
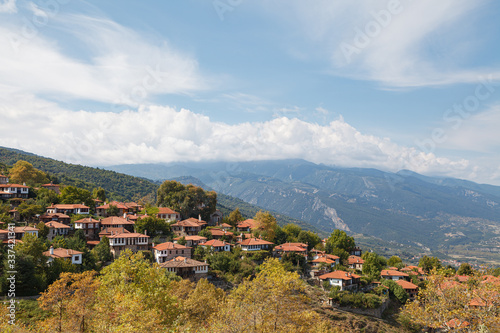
[1, 0, 500, 185]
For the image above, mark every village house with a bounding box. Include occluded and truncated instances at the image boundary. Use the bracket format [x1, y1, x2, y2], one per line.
[45, 221, 71, 240]
[380, 269, 410, 281]
[96, 201, 130, 217]
[99, 227, 129, 239]
[100, 216, 135, 232]
[350, 246, 362, 256]
[171, 217, 207, 237]
[238, 237, 274, 251]
[209, 209, 223, 226]
[39, 213, 71, 225]
[0, 174, 8, 184]
[312, 255, 340, 269]
[202, 239, 231, 252]
[46, 204, 90, 215]
[236, 233, 252, 243]
[41, 182, 61, 194]
[0, 182, 29, 199]
[14, 226, 39, 239]
[159, 256, 208, 280]
[152, 242, 192, 263]
[107, 231, 149, 258]
[157, 207, 180, 221]
[219, 223, 233, 230]
[9, 209, 20, 222]
[73, 217, 101, 240]
[0, 229, 9, 244]
[173, 235, 207, 247]
[396, 279, 419, 300]
[209, 228, 234, 240]
[347, 255, 364, 270]
[43, 246, 83, 265]
[319, 270, 361, 291]
[273, 242, 308, 258]
[236, 219, 259, 233]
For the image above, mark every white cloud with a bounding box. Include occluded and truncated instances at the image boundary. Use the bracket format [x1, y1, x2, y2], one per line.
[1, 93, 497, 184]
[0, 12, 207, 106]
[262, 0, 500, 87]
[0, 0, 17, 13]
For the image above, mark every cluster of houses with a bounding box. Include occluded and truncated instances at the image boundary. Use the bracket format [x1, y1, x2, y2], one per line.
[2, 173, 498, 312]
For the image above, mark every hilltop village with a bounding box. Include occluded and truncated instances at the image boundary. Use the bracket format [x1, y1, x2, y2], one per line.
[0, 161, 499, 332]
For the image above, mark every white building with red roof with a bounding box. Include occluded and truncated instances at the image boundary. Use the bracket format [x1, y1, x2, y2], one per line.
[13, 226, 38, 239]
[171, 217, 206, 237]
[158, 257, 208, 280]
[273, 242, 308, 257]
[347, 255, 364, 270]
[45, 221, 71, 240]
[236, 219, 259, 233]
[100, 216, 135, 232]
[202, 239, 231, 252]
[238, 237, 274, 251]
[74, 217, 101, 240]
[319, 270, 361, 291]
[157, 207, 180, 221]
[0, 183, 29, 199]
[173, 235, 207, 247]
[106, 231, 149, 258]
[381, 269, 409, 281]
[152, 242, 192, 263]
[43, 246, 83, 265]
[46, 204, 89, 215]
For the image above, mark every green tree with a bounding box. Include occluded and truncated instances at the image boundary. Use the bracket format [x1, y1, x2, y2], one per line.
[35, 187, 59, 208]
[177, 236, 187, 246]
[17, 200, 44, 222]
[297, 230, 321, 250]
[457, 263, 474, 276]
[198, 228, 213, 240]
[325, 229, 355, 253]
[92, 187, 106, 202]
[135, 216, 171, 237]
[387, 255, 403, 267]
[382, 279, 408, 304]
[156, 180, 216, 220]
[362, 252, 386, 280]
[106, 204, 120, 217]
[91, 236, 112, 263]
[8, 160, 49, 186]
[283, 223, 302, 241]
[418, 255, 442, 273]
[59, 186, 95, 213]
[254, 210, 277, 242]
[37, 221, 49, 239]
[227, 208, 244, 227]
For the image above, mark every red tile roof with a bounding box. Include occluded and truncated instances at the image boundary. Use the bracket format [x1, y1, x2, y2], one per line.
[74, 217, 100, 224]
[173, 235, 207, 241]
[209, 228, 234, 237]
[48, 204, 89, 209]
[381, 269, 409, 277]
[45, 221, 70, 229]
[203, 239, 231, 248]
[348, 255, 364, 265]
[274, 243, 308, 252]
[157, 207, 179, 215]
[107, 232, 149, 239]
[237, 219, 259, 229]
[43, 247, 83, 259]
[319, 270, 361, 281]
[239, 238, 274, 246]
[0, 183, 28, 188]
[158, 256, 206, 269]
[100, 216, 135, 226]
[312, 257, 336, 264]
[396, 280, 418, 290]
[153, 242, 191, 251]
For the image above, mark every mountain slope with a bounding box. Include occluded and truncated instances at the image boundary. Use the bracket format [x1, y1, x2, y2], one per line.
[107, 160, 500, 263]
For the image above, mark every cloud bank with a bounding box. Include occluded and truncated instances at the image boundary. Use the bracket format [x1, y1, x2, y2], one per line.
[2, 93, 495, 184]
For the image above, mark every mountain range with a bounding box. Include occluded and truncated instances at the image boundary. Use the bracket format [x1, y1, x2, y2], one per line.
[107, 159, 500, 265]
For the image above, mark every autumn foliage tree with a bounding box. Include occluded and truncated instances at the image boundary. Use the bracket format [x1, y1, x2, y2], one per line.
[402, 273, 500, 331]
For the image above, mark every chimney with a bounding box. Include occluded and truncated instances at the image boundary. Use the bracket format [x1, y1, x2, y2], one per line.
[144, 229, 147, 236]
[184, 257, 187, 263]
[50, 246, 54, 255]
[198, 214, 201, 221]
[123, 213, 127, 219]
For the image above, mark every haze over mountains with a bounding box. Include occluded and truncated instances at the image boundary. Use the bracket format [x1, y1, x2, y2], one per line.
[107, 159, 500, 263]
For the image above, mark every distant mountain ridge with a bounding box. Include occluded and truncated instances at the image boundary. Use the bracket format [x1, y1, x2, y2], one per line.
[107, 159, 500, 264]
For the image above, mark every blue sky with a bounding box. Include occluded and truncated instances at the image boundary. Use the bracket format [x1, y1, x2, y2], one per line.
[1, 0, 500, 184]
